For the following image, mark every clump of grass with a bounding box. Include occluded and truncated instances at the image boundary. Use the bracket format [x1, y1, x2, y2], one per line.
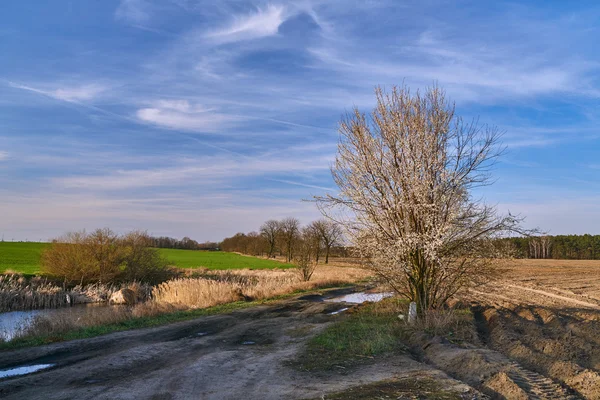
[401, 307, 478, 345]
[295, 298, 408, 371]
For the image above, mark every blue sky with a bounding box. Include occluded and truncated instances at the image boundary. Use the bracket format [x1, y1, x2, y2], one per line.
[1, 0, 600, 241]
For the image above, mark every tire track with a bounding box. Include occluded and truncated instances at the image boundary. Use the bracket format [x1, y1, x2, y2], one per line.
[506, 361, 580, 400]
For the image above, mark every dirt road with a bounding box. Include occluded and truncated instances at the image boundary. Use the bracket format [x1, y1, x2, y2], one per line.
[0, 290, 475, 400]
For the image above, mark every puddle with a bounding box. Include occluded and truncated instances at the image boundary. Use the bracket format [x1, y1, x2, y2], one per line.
[328, 307, 349, 315]
[242, 341, 256, 345]
[326, 292, 394, 304]
[0, 364, 54, 379]
[196, 332, 209, 337]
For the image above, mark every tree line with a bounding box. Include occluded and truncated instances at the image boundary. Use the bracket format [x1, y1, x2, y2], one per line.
[149, 236, 219, 251]
[220, 218, 345, 264]
[502, 235, 600, 260]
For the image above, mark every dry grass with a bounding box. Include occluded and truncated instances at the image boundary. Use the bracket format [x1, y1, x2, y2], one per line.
[21, 306, 133, 338]
[403, 308, 478, 344]
[146, 266, 369, 310]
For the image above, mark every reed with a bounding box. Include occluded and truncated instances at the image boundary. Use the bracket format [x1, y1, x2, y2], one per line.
[0, 274, 69, 312]
[0, 273, 154, 312]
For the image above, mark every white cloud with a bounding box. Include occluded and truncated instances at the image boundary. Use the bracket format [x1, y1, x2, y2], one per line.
[204, 4, 289, 43]
[50, 84, 107, 102]
[136, 100, 236, 132]
[308, 43, 587, 103]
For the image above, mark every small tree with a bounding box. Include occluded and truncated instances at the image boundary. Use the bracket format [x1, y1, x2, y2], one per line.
[317, 85, 526, 313]
[293, 227, 319, 281]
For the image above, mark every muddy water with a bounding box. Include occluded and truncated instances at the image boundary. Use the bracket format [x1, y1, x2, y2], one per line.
[0, 303, 117, 341]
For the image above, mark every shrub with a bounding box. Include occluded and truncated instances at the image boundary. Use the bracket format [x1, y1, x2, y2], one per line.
[42, 229, 174, 285]
[120, 231, 177, 285]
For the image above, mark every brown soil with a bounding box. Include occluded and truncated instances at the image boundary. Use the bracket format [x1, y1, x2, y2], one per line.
[462, 260, 600, 399]
[0, 290, 479, 400]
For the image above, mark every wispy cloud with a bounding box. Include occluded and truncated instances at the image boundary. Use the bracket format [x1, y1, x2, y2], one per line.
[7, 81, 107, 102]
[115, 0, 150, 24]
[0, 151, 8, 161]
[204, 4, 290, 43]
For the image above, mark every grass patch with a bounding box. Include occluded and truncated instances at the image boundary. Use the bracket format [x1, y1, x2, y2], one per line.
[0, 242, 293, 274]
[310, 377, 465, 400]
[294, 297, 408, 371]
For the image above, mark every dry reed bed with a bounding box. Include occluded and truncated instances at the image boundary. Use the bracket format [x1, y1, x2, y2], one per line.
[0, 275, 70, 312]
[12, 266, 370, 341]
[0, 274, 153, 312]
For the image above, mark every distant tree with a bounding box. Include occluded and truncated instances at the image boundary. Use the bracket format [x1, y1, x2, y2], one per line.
[312, 219, 343, 264]
[260, 220, 281, 258]
[278, 217, 301, 262]
[304, 222, 323, 263]
[317, 84, 526, 313]
[246, 231, 266, 255]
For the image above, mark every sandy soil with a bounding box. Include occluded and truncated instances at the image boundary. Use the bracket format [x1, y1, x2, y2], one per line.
[0, 290, 477, 400]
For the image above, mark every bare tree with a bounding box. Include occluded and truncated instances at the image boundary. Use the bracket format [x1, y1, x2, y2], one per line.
[278, 217, 300, 262]
[260, 220, 280, 258]
[293, 227, 319, 281]
[312, 219, 343, 264]
[317, 85, 525, 313]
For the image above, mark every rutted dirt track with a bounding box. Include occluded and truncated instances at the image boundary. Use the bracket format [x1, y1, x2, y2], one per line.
[0, 290, 477, 400]
[464, 260, 600, 399]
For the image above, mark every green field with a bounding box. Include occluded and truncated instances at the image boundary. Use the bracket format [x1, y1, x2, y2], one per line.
[157, 248, 293, 270]
[0, 242, 292, 274]
[0, 242, 50, 274]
